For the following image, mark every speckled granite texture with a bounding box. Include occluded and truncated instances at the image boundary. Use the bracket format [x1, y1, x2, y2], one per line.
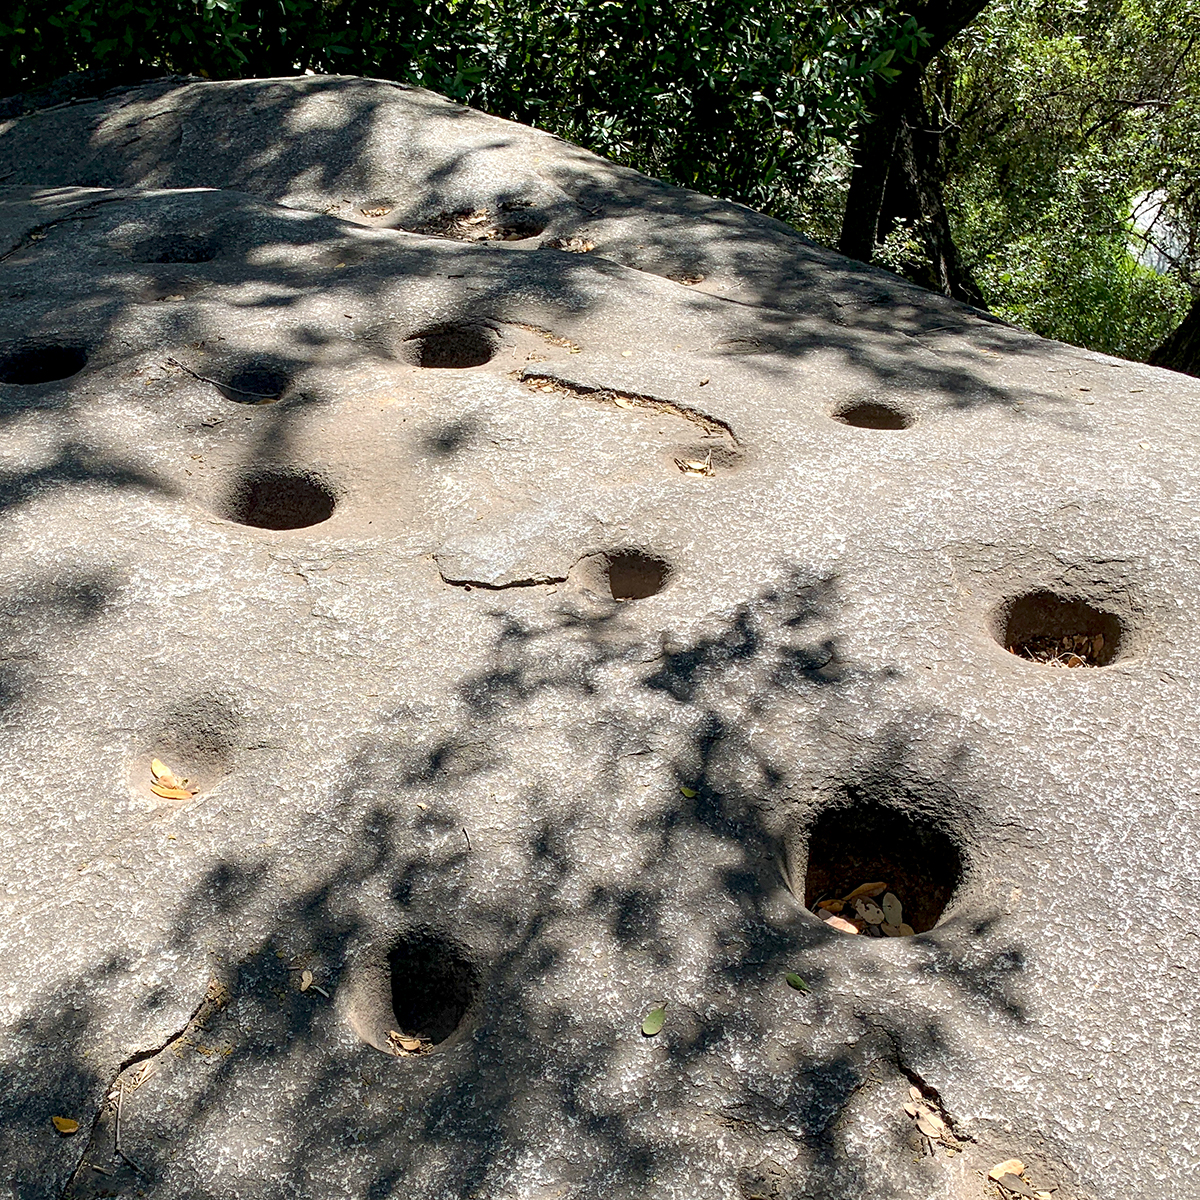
[0, 74, 1197, 1200]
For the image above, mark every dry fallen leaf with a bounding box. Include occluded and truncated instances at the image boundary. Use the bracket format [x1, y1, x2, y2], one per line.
[51, 1117, 79, 1134]
[674, 454, 714, 477]
[816, 898, 845, 914]
[844, 881, 887, 901]
[823, 914, 860, 934]
[996, 1174, 1037, 1199]
[881, 892, 904, 925]
[300, 970, 313, 992]
[881, 922, 904, 937]
[897, 922, 915, 936]
[614, 396, 638, 410]
[151, 783, 195, 800]
[989, 1160, 1027, 1182]
[149, 758, 196, 799]
[387, 1029, 428, 1054]
[916, 1111, 945, 1139]
[854, 898, 886, 925]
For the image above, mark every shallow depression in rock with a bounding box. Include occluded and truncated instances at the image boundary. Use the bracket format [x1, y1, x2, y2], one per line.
[997, 590, 1123, 666]
[0, 343, 88, 384]
[833, 401, 913, 430]
[803, 794, 964, 934]
[220, 470, 337, 530]
[212, 358, 291, 404]
[129, 233, 218, 263]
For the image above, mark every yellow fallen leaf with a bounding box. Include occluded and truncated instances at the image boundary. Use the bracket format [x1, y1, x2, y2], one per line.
[843, 881, 887, 901]
[150, 783, 194, 800]
[816, 898, 845, 914]
[989, 1160, 1026, 1182]
[150, 758, 169, 780]
[387, 1030, 425, 1053]
[52, 1116, 79, 1134]
[679, 786, 697, 798]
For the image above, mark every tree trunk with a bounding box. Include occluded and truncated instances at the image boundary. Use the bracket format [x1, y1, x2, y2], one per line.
[895, 92, 987, 306]
[1149, 295, 1200, 377]
[839, 105, 906, 263]
[838, 0, 993, 279]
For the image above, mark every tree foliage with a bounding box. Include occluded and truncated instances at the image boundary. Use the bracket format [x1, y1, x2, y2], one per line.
[2, 1, 922, 225]
[937, 0, 1200, 359]
[3, 0, 1199, 367]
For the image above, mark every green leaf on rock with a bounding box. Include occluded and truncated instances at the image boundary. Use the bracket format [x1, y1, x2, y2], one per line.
[785, 973, 810, 992]
[642, 1005, 666, 1036]
[679, 786, 697, 798]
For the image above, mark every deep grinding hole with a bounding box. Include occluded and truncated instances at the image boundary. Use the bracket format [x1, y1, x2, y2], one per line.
[130, 235, 217, 264]
[215, 361, 290, 404]
[804, 795, 963, 933]
[405, 324, 497, 369]
[222, 471, 336, 530]
[410, 210, 547, 242]
[0, 344, 87, 385]
[607, 551, 670, 600]
[389, 932, 479, 1045]
[1000, 591, 1123, 667]
[834, 401, 913, 430]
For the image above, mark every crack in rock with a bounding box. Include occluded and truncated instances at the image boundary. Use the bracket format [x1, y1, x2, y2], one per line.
[521, 370, 741, 445]
[63, 977, 229, 1194]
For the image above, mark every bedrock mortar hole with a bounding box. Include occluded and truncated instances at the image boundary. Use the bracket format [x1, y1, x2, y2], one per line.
[389, 932, 480, 1046]
[404, 324, 498, 369]
[607, 551, 670, 600]
[804, 795, 964, 934]
[0, 343, 87, 385]
[408, 208, 548, 242]
[220, 470, 336, 530]
[998, 591, 1123, 667]
[213, 359, 291, 404]
[833, 401, 913, 430]
[129, 234, 218, 264]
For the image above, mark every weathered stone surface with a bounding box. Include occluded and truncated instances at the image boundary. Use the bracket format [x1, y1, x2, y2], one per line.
[0, 75, 1198, 1200]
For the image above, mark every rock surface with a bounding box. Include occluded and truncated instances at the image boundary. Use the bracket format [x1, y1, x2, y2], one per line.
[0, 74, 1197, 1200]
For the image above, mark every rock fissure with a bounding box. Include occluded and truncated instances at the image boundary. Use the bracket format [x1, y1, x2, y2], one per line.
[521, 370, 740, 444]
[63, 978, 227, 1194]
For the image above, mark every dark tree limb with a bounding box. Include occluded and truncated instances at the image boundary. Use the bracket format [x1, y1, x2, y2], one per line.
[896, 93, 987, 306]
[838, 0, 993, 277]
[1149, 295, 1200, 377]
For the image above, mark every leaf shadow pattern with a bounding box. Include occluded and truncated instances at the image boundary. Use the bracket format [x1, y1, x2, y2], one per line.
[0, 564, 1043, 1200]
